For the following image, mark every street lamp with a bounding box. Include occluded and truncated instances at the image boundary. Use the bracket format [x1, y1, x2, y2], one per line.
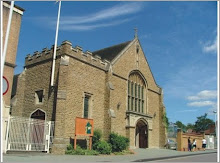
[213, 111, 217, 149]
[213, 111, 217, 136]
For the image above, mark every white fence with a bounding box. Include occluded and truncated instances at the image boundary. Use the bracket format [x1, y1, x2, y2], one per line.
[205, 135, 215, 149]
[5, 116, 54, 153]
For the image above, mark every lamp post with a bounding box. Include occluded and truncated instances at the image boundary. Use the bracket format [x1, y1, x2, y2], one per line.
[213, 111, 217, 137]
[213, 111, 217, 149]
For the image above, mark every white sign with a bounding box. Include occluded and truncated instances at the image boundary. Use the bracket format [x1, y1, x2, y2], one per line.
[209, 138, 213, 143]
[3, 76, 9, 95]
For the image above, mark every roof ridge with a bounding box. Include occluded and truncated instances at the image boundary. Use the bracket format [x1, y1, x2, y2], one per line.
[92, 40, 132, 54]
[92, 40, 132, 62]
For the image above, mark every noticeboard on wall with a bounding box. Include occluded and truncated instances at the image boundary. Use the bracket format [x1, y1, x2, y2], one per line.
[75, 117, 94, 136]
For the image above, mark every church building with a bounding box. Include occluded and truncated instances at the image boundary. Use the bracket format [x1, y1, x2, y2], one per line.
[11, 34, 166, 154]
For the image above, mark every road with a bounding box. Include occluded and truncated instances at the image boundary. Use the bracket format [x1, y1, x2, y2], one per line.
[3, 149, 217, 162]
[157, 153, 217, 162]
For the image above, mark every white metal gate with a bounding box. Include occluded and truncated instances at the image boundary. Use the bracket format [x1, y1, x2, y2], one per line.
[5, 116, 54, 153]
[205, 135, 215, 149]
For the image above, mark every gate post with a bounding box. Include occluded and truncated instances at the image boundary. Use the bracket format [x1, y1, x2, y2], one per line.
[46, 121, 52, 153]
[26, 118, 31, 150]
[5, 115, 11, 152]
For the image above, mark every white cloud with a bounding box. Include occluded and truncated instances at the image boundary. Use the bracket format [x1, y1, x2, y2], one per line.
[59, 2, 143, 25]
[163, 64, 217, 99]
[37, 2, 144, 31]
[60, 18, 133, 31]
[176, 109, 198, 113]
[187, 90, 217, 101]
[202, 37, 217, 53]
[187, 101, 215, 107]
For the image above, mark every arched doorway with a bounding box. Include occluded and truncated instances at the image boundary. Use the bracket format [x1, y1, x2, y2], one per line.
[135, 120, 148, 148]
[30, 109, 46, 149]
[31, 109, 45, 120]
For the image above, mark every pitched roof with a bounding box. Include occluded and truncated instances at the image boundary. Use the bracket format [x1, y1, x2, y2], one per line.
[92, 40, 131, 62]
[11, 74, 19, 98]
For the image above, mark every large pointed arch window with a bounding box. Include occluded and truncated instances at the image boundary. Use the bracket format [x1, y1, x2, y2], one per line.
[128, 72, 145, 113]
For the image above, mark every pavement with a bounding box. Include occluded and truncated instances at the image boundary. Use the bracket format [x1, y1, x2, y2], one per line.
[3, 148, 217, 162]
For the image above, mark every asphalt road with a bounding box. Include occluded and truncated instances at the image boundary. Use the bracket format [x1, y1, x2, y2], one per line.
[3, 149, 217, 162]
[157, 153, 217, 162]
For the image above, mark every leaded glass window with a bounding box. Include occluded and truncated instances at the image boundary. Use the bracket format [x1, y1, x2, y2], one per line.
[84, 95, 90, 118]
[128, 72, 146, 113]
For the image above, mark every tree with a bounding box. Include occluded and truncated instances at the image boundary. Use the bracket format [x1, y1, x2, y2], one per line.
[194, 113, 214, 133]
[175, 121, 186, 132]
[186, 123, 194, 130]
[163, 111, 169, 130]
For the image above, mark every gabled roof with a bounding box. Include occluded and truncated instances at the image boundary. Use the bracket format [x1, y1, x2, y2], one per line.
[11, 74, 19, 98]
[92, 40, 131, 62]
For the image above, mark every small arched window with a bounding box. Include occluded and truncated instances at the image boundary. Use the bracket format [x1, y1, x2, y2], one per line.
[136, 45, 139, 54]
[31, 109, 45, 120]
[127, 72, 146, 113]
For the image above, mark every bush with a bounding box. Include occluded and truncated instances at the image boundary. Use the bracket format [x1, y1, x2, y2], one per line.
[84, 149, 99, 155]
[65, 145, 99, 155]
[96, 140, 112, 154]
[92, 129, 102, 150]
[108, 132, 129, 152]
[67, 144, 74, 151]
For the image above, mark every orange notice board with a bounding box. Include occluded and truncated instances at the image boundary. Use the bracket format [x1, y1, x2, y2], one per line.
[75, 117, 94, 136]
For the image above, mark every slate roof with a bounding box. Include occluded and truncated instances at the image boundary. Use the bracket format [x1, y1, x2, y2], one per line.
[92, 40, 132, 62]
[11, 74, 19, 98]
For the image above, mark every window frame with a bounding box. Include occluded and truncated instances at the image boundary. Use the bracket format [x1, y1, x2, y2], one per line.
[35, 90, 44, 105]
[127, 72, 146, 114]
[83, 93, 92, 119]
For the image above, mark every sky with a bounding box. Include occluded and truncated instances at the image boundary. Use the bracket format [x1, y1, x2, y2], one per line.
[14, 1, 218, 125]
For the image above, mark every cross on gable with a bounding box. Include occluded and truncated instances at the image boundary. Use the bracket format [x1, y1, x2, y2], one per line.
[134, 28, 138, 38]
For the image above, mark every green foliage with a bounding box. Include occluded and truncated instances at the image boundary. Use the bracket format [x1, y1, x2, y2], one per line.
[163, 112, 169, 129]
[92, 129, 102, 150]
[186, 123, 194, 130]
[67, 144, 74, 151]
[175, 121, 186, 132]
[96, 140, 112, 154]
[108, 132, 129, 152]
[65, 145, 99, 155]
[174, 113, 215, 133]
[194, 113, 215, 132]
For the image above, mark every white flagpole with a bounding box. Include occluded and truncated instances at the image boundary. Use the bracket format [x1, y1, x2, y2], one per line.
[2, 1, 14, 72]
[51, 1, 61, 87]
[1, 2, 14, 160]
[1, 2, 3, 162]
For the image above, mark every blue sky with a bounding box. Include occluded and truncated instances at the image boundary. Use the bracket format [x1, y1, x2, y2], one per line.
[14, 1, 217, 125]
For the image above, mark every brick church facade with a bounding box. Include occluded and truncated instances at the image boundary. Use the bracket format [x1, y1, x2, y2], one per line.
[12, 36, 166, 154]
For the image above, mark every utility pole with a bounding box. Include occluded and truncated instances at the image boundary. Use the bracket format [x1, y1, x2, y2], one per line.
[213, 111, 217, 149]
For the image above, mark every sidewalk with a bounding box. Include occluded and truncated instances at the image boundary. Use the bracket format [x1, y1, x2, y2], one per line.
[3, 148, 217, 162]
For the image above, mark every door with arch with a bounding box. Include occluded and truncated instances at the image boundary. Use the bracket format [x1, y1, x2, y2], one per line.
[30, 109, 46, 150]
[136, 120, 148, 148]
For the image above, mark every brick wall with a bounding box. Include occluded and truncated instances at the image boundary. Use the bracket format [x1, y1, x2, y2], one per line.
[12, 38, 166, 154]
[3, 2, 23, 106]
[177, 130, 205, 151]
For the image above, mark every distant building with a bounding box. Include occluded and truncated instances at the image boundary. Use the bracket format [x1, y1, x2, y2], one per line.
[204, 124, 216, 135]
[12, 35, 166, 154]
[167, 122, 178, 138]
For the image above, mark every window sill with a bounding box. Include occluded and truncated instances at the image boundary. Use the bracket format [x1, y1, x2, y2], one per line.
[35, 103, 44, 105]
[126, 110, 153, 118]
